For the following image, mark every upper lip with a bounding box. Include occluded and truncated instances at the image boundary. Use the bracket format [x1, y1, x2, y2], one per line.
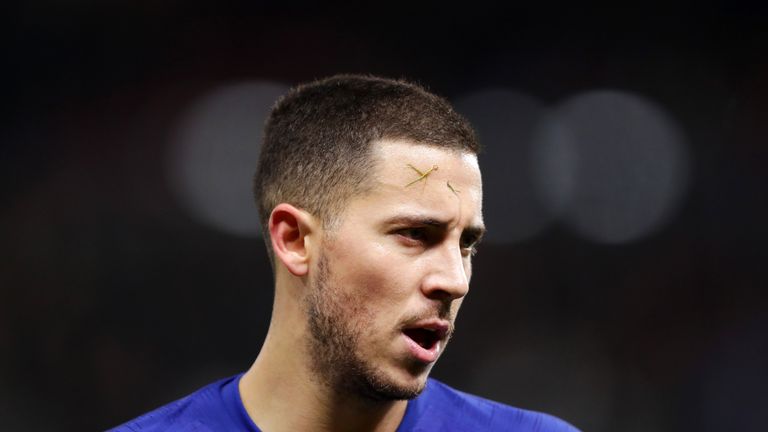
[402, 319, 451, 339]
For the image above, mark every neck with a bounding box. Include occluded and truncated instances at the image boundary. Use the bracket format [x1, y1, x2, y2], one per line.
[240, 337, 408, 432]
[239, 289, 409, 432]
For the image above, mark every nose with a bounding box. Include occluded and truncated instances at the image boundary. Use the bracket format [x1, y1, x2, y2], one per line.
[420, 245, 470, 302]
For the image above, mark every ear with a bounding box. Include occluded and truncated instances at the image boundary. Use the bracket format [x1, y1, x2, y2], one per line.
[269, 203, 317, 277]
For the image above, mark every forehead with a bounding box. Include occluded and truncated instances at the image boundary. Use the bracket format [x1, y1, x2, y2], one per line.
[372, 140, 481, 185]
[336, 139, 483, 227]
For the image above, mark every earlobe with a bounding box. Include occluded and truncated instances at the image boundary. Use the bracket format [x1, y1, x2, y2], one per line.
[269, 203, 315, 276]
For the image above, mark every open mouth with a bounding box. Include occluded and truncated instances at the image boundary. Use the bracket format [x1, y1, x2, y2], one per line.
[401, 322, 450, 363]
[403, 328, 441, 350]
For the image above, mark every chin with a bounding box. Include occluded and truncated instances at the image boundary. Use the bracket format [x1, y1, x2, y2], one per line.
[362, 362, 433, 402]
[359, 377, 427, 402]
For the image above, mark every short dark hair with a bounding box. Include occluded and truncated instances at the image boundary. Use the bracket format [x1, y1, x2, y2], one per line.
[254, 74, 479, 256]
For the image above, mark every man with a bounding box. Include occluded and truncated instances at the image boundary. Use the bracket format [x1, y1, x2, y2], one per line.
[112, 75, 579, 431]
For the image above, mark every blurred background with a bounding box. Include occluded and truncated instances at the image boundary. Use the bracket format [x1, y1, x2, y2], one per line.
[3, 2, 767, 431]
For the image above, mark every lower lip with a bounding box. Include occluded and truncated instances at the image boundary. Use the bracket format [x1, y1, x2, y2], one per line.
[402, 333, 441, 363]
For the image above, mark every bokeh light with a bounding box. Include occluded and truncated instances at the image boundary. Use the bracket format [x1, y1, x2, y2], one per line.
[454, 89, 554, 244]
[168, 81, 288, 237]
[536, 90, 690, 243]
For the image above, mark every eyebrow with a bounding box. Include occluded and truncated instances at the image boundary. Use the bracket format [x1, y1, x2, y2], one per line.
[383, 215, 486, 241]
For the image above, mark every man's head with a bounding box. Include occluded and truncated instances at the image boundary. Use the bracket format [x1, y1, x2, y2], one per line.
[253, 75, 484, 402]
[254, 74, 479, 252]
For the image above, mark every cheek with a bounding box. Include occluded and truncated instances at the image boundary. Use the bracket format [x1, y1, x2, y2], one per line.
[332, 241, 413, 304]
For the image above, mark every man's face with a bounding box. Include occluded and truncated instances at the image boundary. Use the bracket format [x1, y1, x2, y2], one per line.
[304, 140, 484, 401]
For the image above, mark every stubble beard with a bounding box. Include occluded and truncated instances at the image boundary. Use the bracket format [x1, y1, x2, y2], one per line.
[304, 253, 428, 402]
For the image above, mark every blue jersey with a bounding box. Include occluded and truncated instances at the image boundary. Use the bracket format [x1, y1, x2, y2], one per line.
[110, 374, 579, 432]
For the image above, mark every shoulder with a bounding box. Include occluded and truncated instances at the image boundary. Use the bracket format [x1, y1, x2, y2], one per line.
[403, 378, 580, 432]
[108, 375, 243, 432]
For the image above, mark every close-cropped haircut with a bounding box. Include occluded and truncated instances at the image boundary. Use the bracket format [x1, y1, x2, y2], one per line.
[253, 74, 479, 257]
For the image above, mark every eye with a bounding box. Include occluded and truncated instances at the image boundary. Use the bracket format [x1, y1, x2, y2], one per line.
[460, 244, 478, 257]
[460, 234, 480, 257]
[397, 227, 427, 242]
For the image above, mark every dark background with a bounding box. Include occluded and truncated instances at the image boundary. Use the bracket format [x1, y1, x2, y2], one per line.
[3, 3, 767, 431]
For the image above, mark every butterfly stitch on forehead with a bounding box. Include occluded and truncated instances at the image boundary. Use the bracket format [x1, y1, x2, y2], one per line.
[446, 181, 460, 195]
[405, 164, 439, 187]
